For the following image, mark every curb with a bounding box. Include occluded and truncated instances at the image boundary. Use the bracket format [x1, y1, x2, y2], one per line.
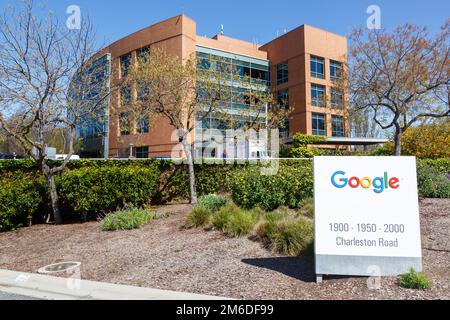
[0, 269, 231, 300]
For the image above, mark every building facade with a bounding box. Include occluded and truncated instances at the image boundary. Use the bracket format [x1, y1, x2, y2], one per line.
[78, 15, 348, 158]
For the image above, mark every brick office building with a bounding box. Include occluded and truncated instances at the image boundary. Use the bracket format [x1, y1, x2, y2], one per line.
[77, 15, 348, 158]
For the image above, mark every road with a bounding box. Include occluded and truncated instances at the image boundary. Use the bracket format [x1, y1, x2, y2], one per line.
[0, 291, 40, 300]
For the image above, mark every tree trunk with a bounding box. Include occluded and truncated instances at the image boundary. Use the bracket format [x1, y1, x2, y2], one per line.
[394, 128, 402, 156]
[182, 139, 197, 204]
[45, 172, 63, 225]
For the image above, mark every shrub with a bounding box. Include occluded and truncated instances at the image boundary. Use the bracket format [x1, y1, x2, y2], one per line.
[225, 208, 255, 237]
[212, 204, 240, 231]
[419, 158, 450, 174]
[298, 198, 314, 218]
[399, 268, 431, 290]
[417, 162, 450, 198]
[0, 174, 48, 232]
[401, 121, 450, 159]
[196, 194, 227, 213]
[101, 208, 156, 231]
[58, 165, 160, 218]
[253, 210, 288, 244]
[212, 204, 256, 237]
[231, 162, 313, 211]
[289, 134, 327, 158]
[271, 217, 314, 256]
[186, 207, 212, 228]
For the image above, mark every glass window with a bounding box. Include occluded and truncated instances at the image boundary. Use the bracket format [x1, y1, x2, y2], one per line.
[311, 55, 325, 79]
[250, 68, 268, 81]
[331, 88, 343, 109]
[121, 85, 132, 105]
[120, 53, 132, 77]
[312, 113, 326, 136]
[198, 58, 211, 70]
[311, 84, 325, 107]
[137, 47, 150, 64]
[332, 115, 345, 137]
[330, 60, 342, 81]
[136, 146, 149, 159]
[137, 115, 150, 134]
[276, 63, 288, 85]
[119, 112, 130, 136]
[137, 83, 150, 102]
[277, 89, 289, 109]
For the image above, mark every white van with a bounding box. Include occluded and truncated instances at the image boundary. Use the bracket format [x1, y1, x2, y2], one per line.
[55, 154, 81, 160]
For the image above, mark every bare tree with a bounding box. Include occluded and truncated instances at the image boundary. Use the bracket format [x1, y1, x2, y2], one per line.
[120, 48, 288, 204]
[0, 1, 111, 224]
[348, 22, 450, 155]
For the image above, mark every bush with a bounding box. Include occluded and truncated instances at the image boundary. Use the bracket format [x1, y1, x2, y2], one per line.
[225, 208, 255, 237]
[231, 162, 313, 211]
[298, 198, 314, 218]
[417, 162, 450, 198]
[399, 268, 431, 290]
[271, 217, 314, 256]
[0, 174, 48, 232]
[186, 207, 212, 228]
[58, 165, 160, 218]
[196, 194, 227, 213]
[419, 158, 450, 174]
[253, 210, 288, 244]
[101, 208, 156, 231]
[212, 204, 256, 237]
[402, 121, 450, 159]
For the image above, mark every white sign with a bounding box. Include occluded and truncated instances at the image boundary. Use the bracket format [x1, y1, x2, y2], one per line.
[314, 156, 422, 278]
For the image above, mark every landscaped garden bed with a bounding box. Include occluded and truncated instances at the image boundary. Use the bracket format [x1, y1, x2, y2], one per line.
[0, 199, 449, 300]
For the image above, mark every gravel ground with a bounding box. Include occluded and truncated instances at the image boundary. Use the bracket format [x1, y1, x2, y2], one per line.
[0, 199, 448, 300]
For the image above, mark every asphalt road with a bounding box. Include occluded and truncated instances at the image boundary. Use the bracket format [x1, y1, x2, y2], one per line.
[0, 291, 40, 300]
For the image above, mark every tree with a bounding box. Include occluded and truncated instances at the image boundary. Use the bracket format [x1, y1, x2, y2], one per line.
[400, 120, 449, 159]
[0, 1, 111, 224]
[348, 22, 449, 155]
[121, 48, 288, 204]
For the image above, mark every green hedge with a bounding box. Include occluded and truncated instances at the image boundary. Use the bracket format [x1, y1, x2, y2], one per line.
[0, 157, 448, 231]
[0, 174, 48, 232]
[230, 162, 314, 211]
[58, 165, 160, 219]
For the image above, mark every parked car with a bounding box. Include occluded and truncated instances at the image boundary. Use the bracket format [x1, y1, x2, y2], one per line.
[55, 154, 81, 160]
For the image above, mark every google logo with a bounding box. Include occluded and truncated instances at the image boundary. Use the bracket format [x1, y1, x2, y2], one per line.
[331, 171, 400, 194]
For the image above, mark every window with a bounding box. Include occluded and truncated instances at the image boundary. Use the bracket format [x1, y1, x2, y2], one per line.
[310, 55, 325, 79]
[330, 60, 342, 81]
[276, 63, 289, 85]
[277, 89, 289, 109]
[250, 68, 269, 82]
[137, 47, 150, 64]
[312, 113, 326, 136]
[119, 112, 130, 136]
[136, 146, 149, 159]
[332, 115, 345, 137]
[120, 53, 132, 77]
[137, 115, 150, 134]
[137, 83, 149, 102]
[311, 84, 325, 107]
[121, 85, 132, 105]
[331, 88, 343, 109]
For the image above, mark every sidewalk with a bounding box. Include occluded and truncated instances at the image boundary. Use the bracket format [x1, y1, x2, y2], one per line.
[0, 269, 231, 300]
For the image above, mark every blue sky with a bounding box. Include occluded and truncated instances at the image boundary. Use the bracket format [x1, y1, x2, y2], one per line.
[0, 0, 449, 46]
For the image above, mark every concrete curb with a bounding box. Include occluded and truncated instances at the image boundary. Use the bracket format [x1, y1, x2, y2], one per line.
[0, 269, 231, 300]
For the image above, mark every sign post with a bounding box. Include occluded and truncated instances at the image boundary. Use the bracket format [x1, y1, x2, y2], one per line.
[314, 157, 422, 282]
